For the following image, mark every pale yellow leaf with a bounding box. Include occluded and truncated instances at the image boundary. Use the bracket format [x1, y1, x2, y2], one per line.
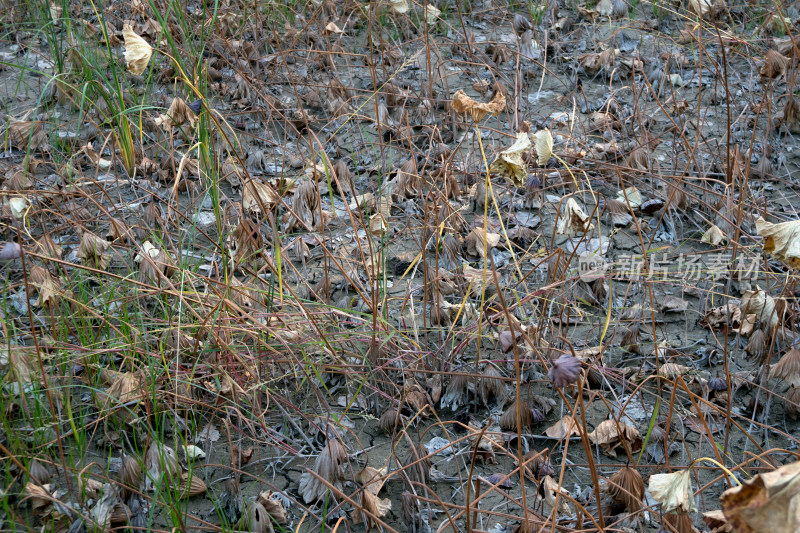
[122, 24, 153, 75]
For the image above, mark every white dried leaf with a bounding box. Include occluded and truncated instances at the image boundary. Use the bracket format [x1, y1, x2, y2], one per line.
[615, 186, 642, 208]
[532, 129, 553, 167]
[740, 289, 780, 328]
[596, 0, 614, 16]
[122, 24, 153, 76]
[389, 0, 408, 13]
[424, 4, 441, 24]
[702, 224, 726, 245]
[648, 469, 697, 514]
[9, 197, 28, 219]
[689, 0, 713, 16]
[183, 445, 206, 460]
[756, 216, 800, 269]
[557, 198, 594, 236]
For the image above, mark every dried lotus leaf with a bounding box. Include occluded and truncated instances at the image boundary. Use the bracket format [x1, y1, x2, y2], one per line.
[122, 25, 153, 75]
[756, 216, 800, 268]
[489, 132, 530, 187]
[389, 0, 408, 13]
[649, 469, 697, 514]
[702, 224, 726, 245]
[451, 89, 506, 122]
[557, 198, 594, 236]
[532, 129, 553, 167]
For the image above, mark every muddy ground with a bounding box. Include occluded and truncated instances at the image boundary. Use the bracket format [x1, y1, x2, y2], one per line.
[1, 0, 800, 532]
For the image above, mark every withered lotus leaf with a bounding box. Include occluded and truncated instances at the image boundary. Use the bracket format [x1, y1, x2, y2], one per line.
[721, 461, 800, 533]
[123, 24, 153, 75]
[451, 89, 506, 122]
[756, 216, 800, 268]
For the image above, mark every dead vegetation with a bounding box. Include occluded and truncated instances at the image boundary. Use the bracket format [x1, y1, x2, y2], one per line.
[1, 0, 800, 531]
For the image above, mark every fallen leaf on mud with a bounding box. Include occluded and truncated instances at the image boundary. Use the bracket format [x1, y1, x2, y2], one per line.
[240, 501, 272, 533]
[183, 445, 205, 460]
[540, 475, 571, 515]
[369, 213, 387, 235]
[760, 49, 789, 79]
[80, 142, 112, 169]
[465, 227, 501, 258]
[155, 98, 198, 130]
[9, 196, 29, 219]
[463, 264, 489, 296]
[588, 419, 641, 458]
[35, 235, 61, 261]
[596, 0, 614, 16]
[7, 120, 46, 151]
[689, 0, 713, 16]
[145, 442, 179, 491]
[557, 198, 595, 236]
[136, 240, 174, 285]
[451, 89, 506, 122]
[702, 303, 755, 334]
[772, 346, 800, 388]
[544, 415, 582, 439]
[356, 466, 388, 495]
[354, 467, 391, 531]
[349, 192, 376, 212]
[106, 217, 134, 242]
[79, 231, 111, 270]
[756, 216, 800, 268]
[324, 21, 343, 35]
[703, 510, 732, 532]
[298, 438, 346, 503]
[388, 0, 408, 13]
[123, 24, 153, 75]
[424, 4, 441, 24]
[97, 371, 143, 424]
[29, 265, 65, 307]
[649, 469, 697, 514]
[721, 460, 800, 533]
[616, 186, 643, 209]
[740, 289, 782, 328]
[196, 422, 220, 443]
[24, 481, 54, 513]
[658, 363, 693, 379]
[354, 491, 391, 532]
[489, 132, 530, 187]
[257, 491, 288, 524]
[660, 296, 689, 313]
[243, 179, 280, 215]
[703, 224, 726, 245]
